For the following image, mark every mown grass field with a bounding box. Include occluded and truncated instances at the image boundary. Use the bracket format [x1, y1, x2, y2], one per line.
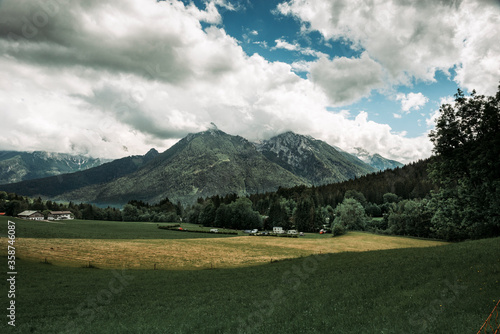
[1, 216, 499, 333]
[0, 239, 498, 333]
[0, 216, 447, 270]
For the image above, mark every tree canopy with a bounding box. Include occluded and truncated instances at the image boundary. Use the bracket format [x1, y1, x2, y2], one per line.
[428, 85, 500, 240]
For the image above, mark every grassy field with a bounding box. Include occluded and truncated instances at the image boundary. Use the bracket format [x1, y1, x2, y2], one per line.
[1, 216, 499, 333]
[0, 238, 498, 333]
[0, 216, 240, 240]
[0, 216, 447, 270]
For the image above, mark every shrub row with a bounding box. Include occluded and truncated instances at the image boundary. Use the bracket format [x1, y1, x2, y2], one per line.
[157, 224, 181, 229]
[251, 233, 298, 238]
[157, 226, 238, 235]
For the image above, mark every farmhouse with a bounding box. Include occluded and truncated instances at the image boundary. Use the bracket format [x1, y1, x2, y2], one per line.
[18, 210, 44, 220]
[48, 211, 73, 220]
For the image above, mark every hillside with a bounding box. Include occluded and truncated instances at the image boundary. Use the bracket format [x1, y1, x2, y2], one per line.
[54, 129, 309, 205]
[0, 151, 108, 184]
[249, 158, 435, 207]
[256, 132, 377, 185]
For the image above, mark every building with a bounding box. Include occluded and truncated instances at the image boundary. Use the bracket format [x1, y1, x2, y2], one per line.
[18, 210, 44, 220]
[48, 211, 73, 220]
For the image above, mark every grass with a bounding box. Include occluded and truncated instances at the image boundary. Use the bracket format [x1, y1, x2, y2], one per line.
[1, 216, 447, 270]
[6, 232, 446, 270]
[0, 216, 241, 239]
[1, 215, 498, 333]
[0, 237, 498, 333]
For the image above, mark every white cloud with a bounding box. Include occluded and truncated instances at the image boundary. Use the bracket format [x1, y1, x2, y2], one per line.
[186, 1, 222, 24]
[453, 0, 500, 95]
[396, 92, 429, 113]
[309, 52, 385, 106]
[274, 38, 301, 51]
[291, 60, 313, 73]
[272, 38, 327, 58]
[0, 0, 435, 163]
[276, 0, 500, 94]
[321, 111, 433, 163]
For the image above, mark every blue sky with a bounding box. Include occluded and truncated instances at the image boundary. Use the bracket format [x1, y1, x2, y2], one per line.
[199, 0, 463, 137]
[0, 0, 499, 163]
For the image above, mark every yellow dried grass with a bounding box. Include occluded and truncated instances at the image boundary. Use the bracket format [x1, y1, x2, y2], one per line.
[1, 232, 447, 270]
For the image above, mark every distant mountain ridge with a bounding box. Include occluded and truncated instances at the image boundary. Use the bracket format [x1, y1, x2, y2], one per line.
[352, 147, 404, 171]
[256, 132, 377, 185]
[0, 151, 110, 185]
[0, 149, 159, 198]
[0, 130, 403, 205]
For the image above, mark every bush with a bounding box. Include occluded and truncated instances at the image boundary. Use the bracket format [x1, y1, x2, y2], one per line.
[332, 223, 345, 237]
[157, 226, 238, 235]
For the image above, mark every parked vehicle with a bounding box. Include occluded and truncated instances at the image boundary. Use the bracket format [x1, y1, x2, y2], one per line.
[273, 227, 284, 234]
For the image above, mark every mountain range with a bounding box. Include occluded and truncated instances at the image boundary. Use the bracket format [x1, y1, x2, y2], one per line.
[353, 147, 404, 171]
[0, 130, 402, 205]
[256, 131, 377, 185]
[0, 151, 109, 185]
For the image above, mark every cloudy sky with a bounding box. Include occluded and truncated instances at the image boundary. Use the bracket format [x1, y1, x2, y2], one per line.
[0, 0, 499, 163]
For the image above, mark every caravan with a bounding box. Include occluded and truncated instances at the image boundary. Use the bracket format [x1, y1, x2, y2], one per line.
[273, 227, 284, 234]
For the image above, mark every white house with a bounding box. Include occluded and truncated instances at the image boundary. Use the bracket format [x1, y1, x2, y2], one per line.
[18, 210, 44, 220]
[48, 211, 73, 220]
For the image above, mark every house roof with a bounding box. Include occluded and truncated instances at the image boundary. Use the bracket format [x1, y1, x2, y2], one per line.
[49, 211, 72, 215]
[18, 210, 41, 216]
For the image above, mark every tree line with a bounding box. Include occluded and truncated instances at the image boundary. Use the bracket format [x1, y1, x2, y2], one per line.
[0, 192, 182, 222]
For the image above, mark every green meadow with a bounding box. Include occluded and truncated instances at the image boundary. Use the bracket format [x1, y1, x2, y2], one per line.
[0, 216, 499, 333]
[0, 216, 240, 240]
[0, 216, 447, 270]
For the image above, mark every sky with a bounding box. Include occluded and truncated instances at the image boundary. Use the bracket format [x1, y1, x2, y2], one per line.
[0, 0, 499, 164]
